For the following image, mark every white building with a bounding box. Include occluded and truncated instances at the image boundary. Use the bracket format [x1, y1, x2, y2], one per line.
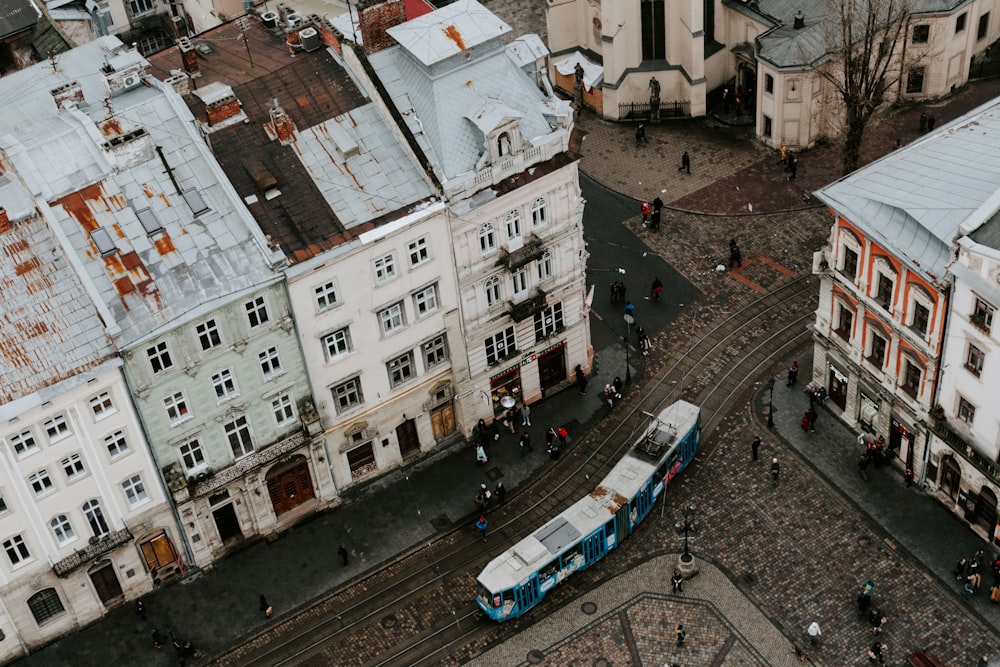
[0, 199, 178, 659]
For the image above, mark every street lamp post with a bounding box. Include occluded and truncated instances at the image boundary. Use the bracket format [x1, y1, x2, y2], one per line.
[623, 313, 634, 384]
[767, 377, 775, 428]
[674, 503, 699, 564]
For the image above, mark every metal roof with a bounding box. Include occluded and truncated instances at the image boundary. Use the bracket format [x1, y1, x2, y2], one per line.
[0, 36, 283, 348]
[0, 0, 38, 40]
[815, 96, 1000, 282]
[385, 0, 511, 67]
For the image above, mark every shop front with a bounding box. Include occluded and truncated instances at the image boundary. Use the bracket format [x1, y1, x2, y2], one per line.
[490, 364, 522, 417]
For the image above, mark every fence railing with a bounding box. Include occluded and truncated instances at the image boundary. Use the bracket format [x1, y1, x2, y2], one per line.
[619, 100, 690, 121]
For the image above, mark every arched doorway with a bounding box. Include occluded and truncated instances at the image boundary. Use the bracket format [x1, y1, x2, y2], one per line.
[975, 485, 998, 535]
[939, 455, 961, 499]
[266, 454, 315, 517]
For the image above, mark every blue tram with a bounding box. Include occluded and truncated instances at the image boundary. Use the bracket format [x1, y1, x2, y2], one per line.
[475, 400, 701, 621]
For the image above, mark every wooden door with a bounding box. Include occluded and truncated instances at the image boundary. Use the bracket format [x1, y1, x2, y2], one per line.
[430, 402, 456, 440]
[828, 368, 848, 410]
[396, 418, 421, 457]
[213, 503, 243, 542]
[89, 562, 123, 605]
[266, 457, 316, 516]
[538, 346, 566, 392]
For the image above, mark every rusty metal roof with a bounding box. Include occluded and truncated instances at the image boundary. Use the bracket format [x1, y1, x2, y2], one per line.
[0, 36, 284, 348]
[146, 18, 435, 264]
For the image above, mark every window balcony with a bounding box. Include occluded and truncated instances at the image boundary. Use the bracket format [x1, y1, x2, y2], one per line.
[53, 527, 134, 577]
[509, 290, 548, 323]
[930, 417, 1000, 486]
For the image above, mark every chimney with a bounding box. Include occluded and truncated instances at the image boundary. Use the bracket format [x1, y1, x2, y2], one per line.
[51, 81, 85, 109]
[358, 0, 406, 54]
[268, 100, 297, 145]
[205, 89, 242, 125]
[0, 207, 10, 234]
[178, 37, 199, 76]
[318, 16, 342, 54]
[793, 11, 805, 29]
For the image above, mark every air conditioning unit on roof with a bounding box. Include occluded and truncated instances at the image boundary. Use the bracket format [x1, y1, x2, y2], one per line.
[300, 27, 320, 51]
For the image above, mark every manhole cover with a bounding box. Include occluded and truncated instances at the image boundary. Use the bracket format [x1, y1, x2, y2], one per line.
[527, 649, 545, 663]
[380, 614, 397, 628]
[581, 601, 598, 615]
[431, 515, 450, 530]
[858, 535, 871, 546]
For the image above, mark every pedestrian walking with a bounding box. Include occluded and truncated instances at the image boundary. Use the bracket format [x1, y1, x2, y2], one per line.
[675, 623, 685, 647]
[640, 201, 651, 224]
[671, 568, 684, 592]
[870, 610, 886, 635]
[520, 402, 531, 426]
[806, 406, 818, 431]
[545, 427, 556, 449]
[927, 114, 936, 131]
[963, 579, 975, 599]
[495, 481, 507, 505]
[638, 330, 652, 356]
[475, 444, 488, 464]
[679, 151, 691, 174]
[919, 112, 927, 131]
[650, 277, 663, 301]
[635, 123, 645, 146]
[575, 364, 588, 395]
[649, 207, 661, 231]
[867, 641, 887, 664]
[954, 557, 969, 580]
[801, 411, 811, 433]
[777, 144, 787, 167]
[338, 544, 349, 566]
[904, 468, 915, 487]
[728, 239, 742, 268]
[612, 376, 623, 397]
[504, 407, 516, 433]
[624, 301, 636, 317]
[653, 196, 664, 212]
[476, 514, 488, 542]
[259, 594, 272, 618]
[519, 432, 532, 456]
[604, 383, 616, 407]
[787, 156, 798, 181]
[770, 458, 780, 486]
[787, 360, 799, 386]
[722, 87, 730, 113]
[557, 425, 569, 447]
[751, 436, 760, 461]
[807, 621, 821, 646]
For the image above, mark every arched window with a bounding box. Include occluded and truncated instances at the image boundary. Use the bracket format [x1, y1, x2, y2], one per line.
[28, 589, 65, 625]
[537, 252, 553, 281]
[50, 515, 75, 546]
[641, 0, 665, 60]
[479, 223, 496, 254]
[497, 132, 512, 156]
[485, 276, 501, 306]
[531, 197, 547, 226]
[82, 499, 109, 538]
[505, 210, 521, 241]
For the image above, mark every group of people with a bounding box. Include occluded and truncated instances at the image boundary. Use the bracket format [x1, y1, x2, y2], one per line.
[776, 144, 798, 181]
[609, 280, 628, 303]
[954, 547, 1000, 601]
[720, 84, 753, 116]
[639, 196, 664, 231]
[857, 434, 896, 475]
[604, 376, 625, 407]
[853, 579, 890, 663]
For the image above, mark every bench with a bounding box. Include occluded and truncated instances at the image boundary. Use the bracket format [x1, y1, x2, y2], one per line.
[908, 650, 946, 667]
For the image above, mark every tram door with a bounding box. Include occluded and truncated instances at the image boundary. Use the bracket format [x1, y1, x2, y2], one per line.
[582, 532, 605, 565]
[615, 505, 630, 541]
[513, 578, 539, 613]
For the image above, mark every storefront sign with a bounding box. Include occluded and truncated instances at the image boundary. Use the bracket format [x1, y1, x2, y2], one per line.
[831, 364, 847, 382]
[520, 340, 566, 366]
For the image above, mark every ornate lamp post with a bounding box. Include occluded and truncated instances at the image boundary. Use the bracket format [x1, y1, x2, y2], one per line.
[623, 313, 634, 384]
[767, 377, 776, 428]
[674, 503, 699, 567]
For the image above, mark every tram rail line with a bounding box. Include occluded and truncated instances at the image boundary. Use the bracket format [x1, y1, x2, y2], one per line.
[211, 273, 819, 667]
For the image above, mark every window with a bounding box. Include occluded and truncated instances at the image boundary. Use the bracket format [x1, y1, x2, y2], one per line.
[408, 238, 429, 266]
[164, 392, 190, 426]
[146, 341, 173, 374]
[129, 0, 154, 14]
[182, 189, 210, 216]
[315, 281, 339, 310]
[387, 352, 415, 388]
[104, 430, 129, 458]
[958, 397, 976, 424]
[50, 516, 75, 546]
[840, 246, 858, 280]
[224, 416, 254, 459]
[505, 210, 522, 241]
[956, 12, 967, 33]
[323, 328, 352, 360]
[901, 359, 921, 398]
[978, 12, 990, 40]
[512, 268, 529, 296]
[179, 439, 206, 472]
[122, 474, 149, 507]
[531, 198, 547, 227]
[374, 254, 396, 283]
[640, 0, 665, 60]
[61, 453, 86, 480]
[534, 303, 565, 341]
[911, 302, 930, 337]
[136, 209, 162, 235]
[875, 274, 893, 309]
[83, 499, 109, 538]
[485, 276, 501, 306]
[347, 437, 376, 478]
[378, 302, 405, 335]
[0, 496, 7, 513]
[196, 319, 221, 351]
[29, 470, 54, 496]
[9, 431, 38, 458]
[763, 115, 772, 138]
[422, 334, 449, 369]
[28, 589, 65, 625]
[765, 73, 774, 94]
[271, 393, 296, 427]
[966, 343, 985, 376]
[245, 296, 270, 328]
[867, 331, 887, 368]
[485, 326, 517, 366]
[211, 369, 239, 400]
[413, 284, 439, 316]
[537, 252, 553, 281]
[835, 304, 853, 340]
[44, 415, 70, 440]
[479, 223, 497, 254]
[907, 67, 925, 94]
[3, 535, 30, 566]
[90, 392, 115, 418]
[258, 347, 283, 379]
[912, 24, 929, 43]
[973, 298, 994, 329]
[332, 377, 364, 413]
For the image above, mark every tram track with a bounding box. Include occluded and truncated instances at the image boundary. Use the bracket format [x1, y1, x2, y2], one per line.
[211, 273, 819, 667]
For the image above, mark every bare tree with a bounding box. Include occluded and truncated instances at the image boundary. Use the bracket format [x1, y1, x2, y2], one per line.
[816, 0, 912, 174]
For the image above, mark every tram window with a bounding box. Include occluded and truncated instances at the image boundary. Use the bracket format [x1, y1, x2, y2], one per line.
[563, 543, 583, 568]
[604, 519, 615, 536]
[540, 560, 559, 580]
[656, 463, 667, 479]
[492, 593, 503, 608]
[477, 584, 492, 606]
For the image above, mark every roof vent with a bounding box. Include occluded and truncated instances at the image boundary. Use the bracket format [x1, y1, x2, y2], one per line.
[51, 81, 85, 109]
[300, 27, 320, 51]
[261, 11, 279, 29]
[793, 11, 805, 29]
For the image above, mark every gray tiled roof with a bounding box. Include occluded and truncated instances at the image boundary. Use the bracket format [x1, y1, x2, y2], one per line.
[370, 1, 556, 184]
[0, 37, 282, 348]
[815, 96, 1000, 282]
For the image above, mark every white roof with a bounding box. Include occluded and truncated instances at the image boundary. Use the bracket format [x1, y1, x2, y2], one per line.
[386, 0, 511, 67]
